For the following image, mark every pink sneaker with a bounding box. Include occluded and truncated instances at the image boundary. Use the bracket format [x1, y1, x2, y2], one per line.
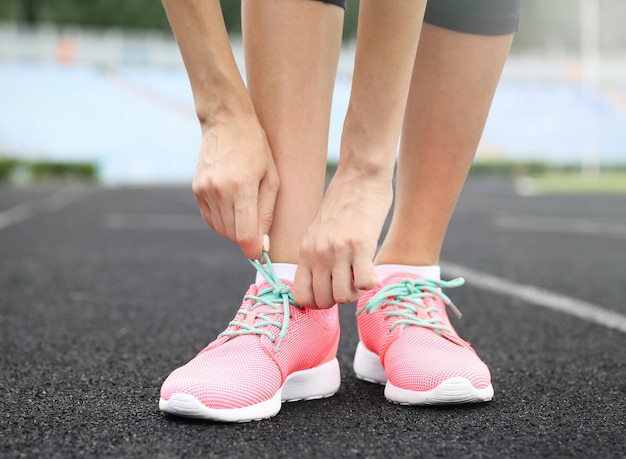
[159, 256, 341, 422]
[354, 273, 493, 405]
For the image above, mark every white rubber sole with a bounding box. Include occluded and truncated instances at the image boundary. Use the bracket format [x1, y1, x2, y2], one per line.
[159, 358, 341, 422]
[353, 341, 494, 405]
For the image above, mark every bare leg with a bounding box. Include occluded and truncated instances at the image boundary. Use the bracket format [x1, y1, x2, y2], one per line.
[242, 0, 343, 263]
[376, 24, 514, 266]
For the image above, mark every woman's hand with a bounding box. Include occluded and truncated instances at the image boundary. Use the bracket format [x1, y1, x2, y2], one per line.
[293, 167, 393, 309]
[193, 115, 279, 260]
[162, 0, 279, 259]
[290, 0, 424, 308]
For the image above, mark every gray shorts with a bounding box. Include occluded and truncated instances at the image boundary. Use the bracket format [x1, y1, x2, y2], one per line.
[317, 0, 520, 36]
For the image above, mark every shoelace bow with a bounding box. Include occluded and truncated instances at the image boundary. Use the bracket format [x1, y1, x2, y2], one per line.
[219, 252, 301, 352]
[356, 277, 465, 335]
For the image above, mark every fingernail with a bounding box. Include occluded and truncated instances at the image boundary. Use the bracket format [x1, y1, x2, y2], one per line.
[263, 234, 270, 252]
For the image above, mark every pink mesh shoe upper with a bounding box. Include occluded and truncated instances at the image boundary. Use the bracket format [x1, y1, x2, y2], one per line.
[160, 333, 283, 409]
[161, 281, 340, 409]
[356, 273, 491, 392]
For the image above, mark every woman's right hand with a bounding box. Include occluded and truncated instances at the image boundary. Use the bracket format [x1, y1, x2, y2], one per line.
[162, 0, 279, 260]
[192, 114, 279, 260]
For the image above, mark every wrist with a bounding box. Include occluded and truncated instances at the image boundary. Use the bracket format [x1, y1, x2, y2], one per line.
[338, 114, 400, 179]
[338, 134, 397, 182]
[335, 150, 395, 184]
[195, 77, 256, 130]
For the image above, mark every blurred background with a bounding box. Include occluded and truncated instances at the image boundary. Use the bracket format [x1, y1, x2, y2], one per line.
[1, 0, 625, 187]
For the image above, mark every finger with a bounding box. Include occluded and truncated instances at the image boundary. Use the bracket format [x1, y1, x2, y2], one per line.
[293, 265, 315, 309]
[263, 234, 270, 253]
[207, 198, 227, 238]
[195, 196, 215, 230]
[234, 195, 263, 260]
[352, 251, 378, 291]
[257, 172, 278, 240]
[332, 262, 359, 304]
[220, 202, 237, 243]
[311, 258, 335, 310]
[205, 185, 232, 239]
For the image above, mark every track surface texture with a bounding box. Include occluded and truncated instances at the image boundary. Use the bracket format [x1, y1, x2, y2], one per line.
[1, 178, 625, 458]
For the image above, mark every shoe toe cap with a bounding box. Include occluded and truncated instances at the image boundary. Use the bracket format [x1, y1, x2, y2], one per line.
[384, 329, 492, 392]
[160, 339, 282, 409]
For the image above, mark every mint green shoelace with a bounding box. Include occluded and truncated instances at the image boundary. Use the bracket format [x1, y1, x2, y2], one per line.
[356, 277, 465, 335]
[219, 252, 300, 352]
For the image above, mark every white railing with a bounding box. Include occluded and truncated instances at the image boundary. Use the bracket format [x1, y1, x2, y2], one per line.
[3, 22, 626, 84]
[0, 22, 184, 69]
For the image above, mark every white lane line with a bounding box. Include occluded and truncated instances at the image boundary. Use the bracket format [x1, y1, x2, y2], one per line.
[0, 201, 37, 230]
[0, 188, 92, 231]
[102, 214, 205, 230]
[441, 260, 626, 334]
[494, 215, 626, 239]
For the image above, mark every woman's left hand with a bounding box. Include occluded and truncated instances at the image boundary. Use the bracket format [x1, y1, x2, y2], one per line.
[293, 168, 393, 309]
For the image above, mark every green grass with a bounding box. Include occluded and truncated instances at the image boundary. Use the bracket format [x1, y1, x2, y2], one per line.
[528, 171, 626, 194]
[469, 160, 552, 177]
[468, 160, 626, 194]
[0, 158, 19, 181]
[328, 160, 555, 177]
[0, 157, 98, 183]
[2, 157, 624, 192]
[327, 160, 626, 195]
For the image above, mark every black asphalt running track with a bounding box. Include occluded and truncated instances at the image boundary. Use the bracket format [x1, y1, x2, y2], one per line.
[1, 178, 625, 458]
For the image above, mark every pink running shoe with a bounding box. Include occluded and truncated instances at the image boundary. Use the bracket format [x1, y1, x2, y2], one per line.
[354, 273, 493, 405]
[160, 255, 341, 422]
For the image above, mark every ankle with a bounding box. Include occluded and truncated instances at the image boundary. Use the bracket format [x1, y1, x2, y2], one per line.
[255, 262, 297, 284]
[375, 247, 440, 268]
[374, 264, 440, 281]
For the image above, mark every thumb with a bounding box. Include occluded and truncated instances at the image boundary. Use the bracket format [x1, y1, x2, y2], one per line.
[262, 234, 270, 253]
[257, 174, 278, 245]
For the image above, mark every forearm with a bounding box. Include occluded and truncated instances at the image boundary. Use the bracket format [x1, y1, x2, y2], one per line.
[339, 0, 427, 177]
[162, 0, 254, 128]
